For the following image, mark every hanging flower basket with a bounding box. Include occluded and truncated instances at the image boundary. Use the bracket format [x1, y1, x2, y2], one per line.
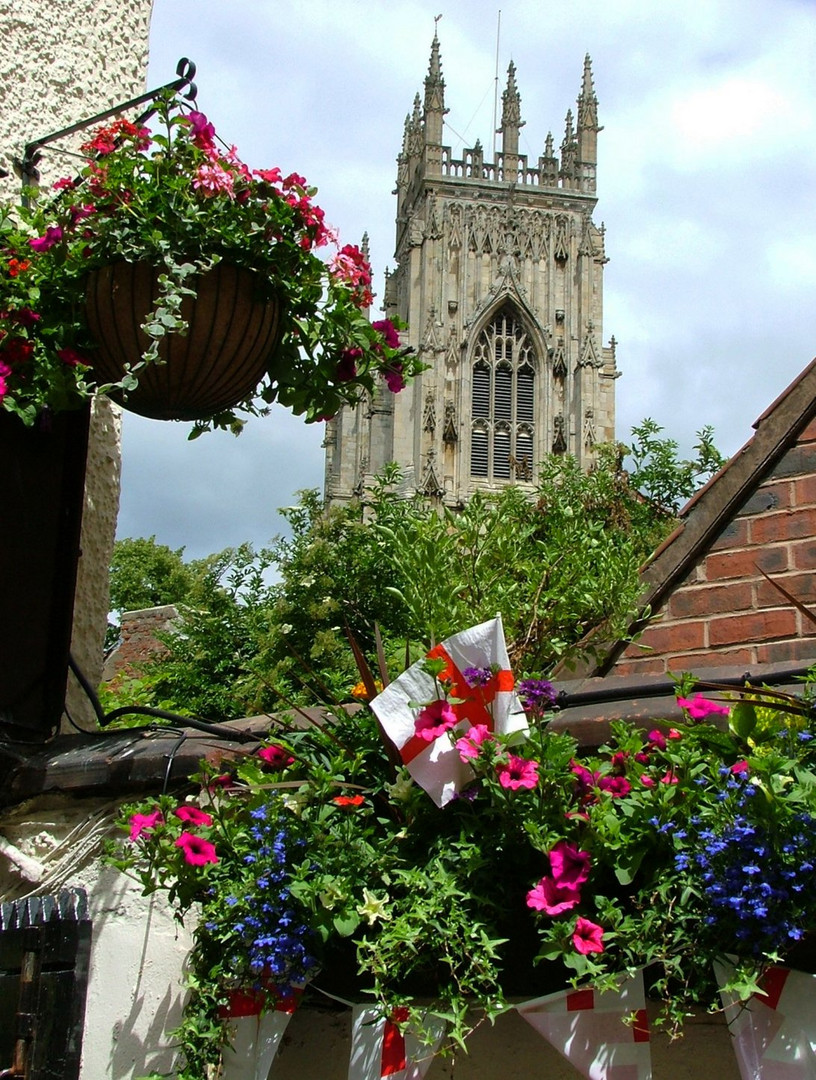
[84, 261, 281, 421]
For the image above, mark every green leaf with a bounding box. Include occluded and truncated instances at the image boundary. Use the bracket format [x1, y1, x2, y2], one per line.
[730, 702, 758, 740]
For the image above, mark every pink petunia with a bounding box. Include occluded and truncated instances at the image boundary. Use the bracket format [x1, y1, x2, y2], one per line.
[526, 877, 581, 915]
[414, 699, 458, 742]
[175, 833, 218, 866]
[257, 744, 295, 769]
[598, 775, 632, 798]
[455, 723, 493, 761]
[174, 806, 213, 827]
[730, 760, 750, 775]
[660, 770, 678, 785]
[497, 754, 539, 791]
[129, 809, 164, 841]
[549, 841, 591, 888]
[57, 348, 86, 367]
[186, 110, 216, 150]
[29, 225, 63, 251]
[193, 162, 235, 198]
[372, 318, 401, 349]
[573, 917, 605, 955]
[383, 363, 405, 394]
[676, 693, 730, 720]
[640, 774, 656, 788]
[336, 347, 362, 382]
[647, 730, 667, 751]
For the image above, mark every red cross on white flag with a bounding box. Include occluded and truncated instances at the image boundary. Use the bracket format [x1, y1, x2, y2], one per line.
[370, 616, 526, 806]
[715, 961, 816, 1079]
[516, 971, 652, 1080]
[348, 1005, 446, 1080]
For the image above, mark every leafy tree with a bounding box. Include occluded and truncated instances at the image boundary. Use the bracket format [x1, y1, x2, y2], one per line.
[624, 420, 726, 514]
[101, 424, 724, 723]
[109, 535, 202, 613]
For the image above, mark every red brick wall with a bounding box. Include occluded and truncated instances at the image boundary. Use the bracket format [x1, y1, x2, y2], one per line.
[613, 421, 816, 676]
[102, 604, 178, 682]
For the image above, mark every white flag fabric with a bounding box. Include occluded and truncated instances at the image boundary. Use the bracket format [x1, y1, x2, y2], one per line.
[370, 616, 526, 806]
[219, 986, 301, 1080]
[348, 1005, 446, 1080]
[516, 972, 652, 1080]
[715, 961, 816, 1079]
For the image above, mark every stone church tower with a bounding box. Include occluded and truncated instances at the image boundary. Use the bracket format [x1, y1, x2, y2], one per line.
[324, 33, 618, 506]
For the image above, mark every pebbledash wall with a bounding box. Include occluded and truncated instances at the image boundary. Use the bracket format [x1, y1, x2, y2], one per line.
[1, 0, 154, 731]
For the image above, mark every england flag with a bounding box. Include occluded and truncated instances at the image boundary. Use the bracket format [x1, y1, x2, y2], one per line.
[348, 1005, 446, 1080]
[516, 972, 652, 1080]
[715, 961, 816, 1079]
[370, 616, 526, 806]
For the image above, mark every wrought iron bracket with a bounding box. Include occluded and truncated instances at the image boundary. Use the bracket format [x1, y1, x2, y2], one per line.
[18, 57, 197, 190]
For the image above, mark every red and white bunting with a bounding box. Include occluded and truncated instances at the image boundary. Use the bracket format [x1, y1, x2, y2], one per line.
[348, 1005, 446, 1080]
[516, 972, 652, 1080]
[220, 986, 302, 1080]
[370, 616, 526, 805]
[715, 961, 816, 1079]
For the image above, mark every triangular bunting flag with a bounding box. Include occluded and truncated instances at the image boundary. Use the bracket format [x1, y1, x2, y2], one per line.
[220, 985, 302, 1079]
[517, 972, 652, 1080]
[370, 616, 526, 806]
[715, 961, 816, 1079]
[348, 1005, 446, 1080]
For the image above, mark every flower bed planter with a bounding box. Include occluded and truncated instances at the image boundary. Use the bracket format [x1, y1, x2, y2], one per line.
[84, 261, 281, 421]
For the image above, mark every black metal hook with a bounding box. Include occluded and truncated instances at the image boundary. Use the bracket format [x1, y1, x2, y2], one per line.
[19, 58, 200, 195]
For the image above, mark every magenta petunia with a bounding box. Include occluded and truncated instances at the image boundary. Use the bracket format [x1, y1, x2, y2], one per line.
[573, 917, 605, 955]
[371, 318, 400, 349]
[414, 699, 458, 742]
[186, 110, 216, 149]
[455, 723, 493, 761]
[336, 347, 362, 382]
[548, 841, 591, 888]
[497, 754, 539, 791]
[676, 693, 730, 720]
[526, 876, 581, 915]
[640, 774, 656, 788]
[647, 730, 667, 751]
[383, 363, 405, 393]
[175, 833, 218, 866]
[257, 744, 295, 769]
[730, 760, 749, 775]
[598, 775, 632, 798]
[129, 809, 164, 841]
[174, 806, 213, 827]
[29, 226, 63, 251]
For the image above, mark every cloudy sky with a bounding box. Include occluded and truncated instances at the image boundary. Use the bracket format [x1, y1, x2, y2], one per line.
[115, 0, 816, 558]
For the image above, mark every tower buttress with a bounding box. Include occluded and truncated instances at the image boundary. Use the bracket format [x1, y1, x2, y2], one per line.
[498, 61, 524, 179]
[423, 29, 447, 170]
[576, 54, 601, 193]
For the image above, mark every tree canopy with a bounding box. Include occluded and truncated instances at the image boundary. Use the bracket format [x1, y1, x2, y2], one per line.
[101, 424, 725, 723]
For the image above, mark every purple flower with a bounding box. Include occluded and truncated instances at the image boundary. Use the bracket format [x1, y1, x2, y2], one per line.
[518, 677, 557, 716]
[462, 666, 492, 688]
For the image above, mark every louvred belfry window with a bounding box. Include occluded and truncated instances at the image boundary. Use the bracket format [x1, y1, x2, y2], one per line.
[470, 309, 536, 480]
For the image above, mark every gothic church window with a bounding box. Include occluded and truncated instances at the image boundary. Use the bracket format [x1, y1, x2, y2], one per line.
[469, 308, 536, 480]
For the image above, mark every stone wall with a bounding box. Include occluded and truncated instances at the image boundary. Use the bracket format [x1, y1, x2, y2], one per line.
[613, 418, 816, 676]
